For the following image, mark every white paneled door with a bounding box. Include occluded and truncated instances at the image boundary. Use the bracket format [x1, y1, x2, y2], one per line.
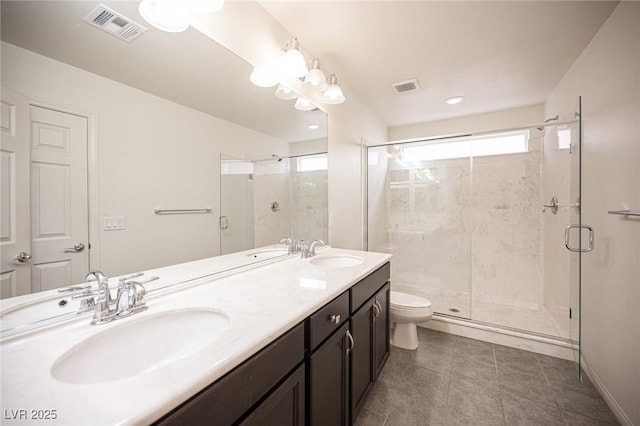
[30, 105, 89, 293]
[0, 91, 89, 298]
[1, 89, 31, 298]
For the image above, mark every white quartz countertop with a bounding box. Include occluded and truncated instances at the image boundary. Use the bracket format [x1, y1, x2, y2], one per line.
[0, 247, 392, 425]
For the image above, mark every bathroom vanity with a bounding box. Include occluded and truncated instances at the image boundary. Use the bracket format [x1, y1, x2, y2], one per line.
[0, 247, 391, 425]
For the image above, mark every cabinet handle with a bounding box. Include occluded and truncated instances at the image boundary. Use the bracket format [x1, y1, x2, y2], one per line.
[345, 330, 354, 354]
[376, 300, 383, 313]
[372, 302, 380, 318]
[329, 314, 341, 324]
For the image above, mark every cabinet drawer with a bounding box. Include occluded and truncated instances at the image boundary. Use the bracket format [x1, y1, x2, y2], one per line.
[309, 291, 349, 350]
[350, 262, 390, 313]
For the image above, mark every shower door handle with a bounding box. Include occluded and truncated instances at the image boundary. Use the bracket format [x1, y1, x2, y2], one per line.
[564, 224, 594, 253]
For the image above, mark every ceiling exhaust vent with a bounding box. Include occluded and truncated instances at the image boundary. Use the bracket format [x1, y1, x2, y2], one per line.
[84, 4, 147, 43]
[392, 79, 420, 94]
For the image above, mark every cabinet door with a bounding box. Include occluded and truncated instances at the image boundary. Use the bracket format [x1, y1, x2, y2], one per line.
[309, 322, 350, 426]
[374, 283, 390, 378]
[350, 298, 375, 423]
[241, 364, 305, 426]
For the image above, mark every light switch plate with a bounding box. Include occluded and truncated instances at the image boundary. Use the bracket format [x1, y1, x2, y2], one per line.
[103, 216, 125, 230]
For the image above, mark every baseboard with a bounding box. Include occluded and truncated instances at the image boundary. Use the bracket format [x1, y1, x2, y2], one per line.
[581, 356, 634, 426]
[420, 314, 575, 360]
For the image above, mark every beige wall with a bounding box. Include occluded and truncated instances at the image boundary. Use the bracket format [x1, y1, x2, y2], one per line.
[546, 2, 640, 424]
[2, 42, 288, 277]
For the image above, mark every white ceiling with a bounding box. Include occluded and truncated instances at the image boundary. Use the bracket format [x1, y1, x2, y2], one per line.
[1, 1, 619, 137]
[0, 1, 327, 143]
[258, 0, 619, 127]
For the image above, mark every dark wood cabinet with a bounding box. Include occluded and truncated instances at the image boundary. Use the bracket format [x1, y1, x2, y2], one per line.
[241, 364, 305, 426]
[309, 322, 351, 426]
[350, 283, 390, 423]
[350, 298, 375, 420]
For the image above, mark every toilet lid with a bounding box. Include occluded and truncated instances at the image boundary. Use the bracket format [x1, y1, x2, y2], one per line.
[390, 291, 431, 309]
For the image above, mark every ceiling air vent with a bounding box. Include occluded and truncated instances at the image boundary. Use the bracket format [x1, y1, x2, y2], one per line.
[84, 4, 147, 43]
[392, 79, 420, 94]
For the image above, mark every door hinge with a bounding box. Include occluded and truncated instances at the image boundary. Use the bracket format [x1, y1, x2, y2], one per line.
[569, 308, 572, 319]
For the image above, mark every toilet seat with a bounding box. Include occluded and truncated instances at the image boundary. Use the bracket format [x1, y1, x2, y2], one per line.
[390, 291, 432, 310]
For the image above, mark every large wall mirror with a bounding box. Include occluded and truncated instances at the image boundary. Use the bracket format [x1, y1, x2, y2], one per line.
[0, 1, 328, 303]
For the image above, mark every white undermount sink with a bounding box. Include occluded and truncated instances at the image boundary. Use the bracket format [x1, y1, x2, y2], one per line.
[51, 309, 229, 385]
[246, 248, 288, 259]
[1, 296, 81, 332]
[310, 255, 364, 268]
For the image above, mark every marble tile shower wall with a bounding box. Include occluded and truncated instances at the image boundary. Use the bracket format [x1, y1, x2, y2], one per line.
[290, 168, 328, 243]
[388, 137, 545, 322]
[253, 161, 291, 247]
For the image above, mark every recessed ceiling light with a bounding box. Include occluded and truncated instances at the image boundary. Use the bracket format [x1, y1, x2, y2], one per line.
[446, 96, 465, 105]
[307, 124, 320, 130]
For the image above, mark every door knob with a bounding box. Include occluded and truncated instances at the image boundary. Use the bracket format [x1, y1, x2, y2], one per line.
[64, 242, 85, 253]
[15, 251, 32, 263]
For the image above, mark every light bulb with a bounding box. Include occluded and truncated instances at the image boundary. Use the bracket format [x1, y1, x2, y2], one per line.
[303, 58, 327, 92]
[139, 0, 190, 33]
[322, 74, 345, 104]
[275, 84, 297, 100]
[280, 38, 308, 78]
[294, 97, 315, 111]
[249, 66, 278, 88]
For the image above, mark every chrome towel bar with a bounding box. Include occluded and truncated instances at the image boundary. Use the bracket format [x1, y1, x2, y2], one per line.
[154, 208, 212, 215]
[607, 210, 640, 217]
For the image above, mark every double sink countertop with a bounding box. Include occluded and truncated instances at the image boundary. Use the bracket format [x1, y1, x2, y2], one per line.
[0, 246, 391, 425]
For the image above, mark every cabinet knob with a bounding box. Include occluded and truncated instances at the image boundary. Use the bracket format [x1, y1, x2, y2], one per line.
[329, 314, 341, 324]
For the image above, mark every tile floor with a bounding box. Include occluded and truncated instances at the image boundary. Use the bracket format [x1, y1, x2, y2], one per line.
[356, 328, 619, 426]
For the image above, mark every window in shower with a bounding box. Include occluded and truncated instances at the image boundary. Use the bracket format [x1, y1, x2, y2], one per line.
[297, 153, 328, 172]
[401, 131, 528, 162]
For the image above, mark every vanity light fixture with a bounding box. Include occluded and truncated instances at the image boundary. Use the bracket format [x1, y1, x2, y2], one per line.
[303, 58, 328, 92]
[294, 97, 316, 111]
[322, 74, 345, 104]
[275, 84, 297, 100]
[250, 65, 278, 88]
[250, 37, 346, 106]
[280, 37, 308, 78]
[446, 96, 465, 105]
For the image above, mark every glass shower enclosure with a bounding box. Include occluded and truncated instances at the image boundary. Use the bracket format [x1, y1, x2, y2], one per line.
[367, 104, 583, 374]
[220, 153, 328, 255]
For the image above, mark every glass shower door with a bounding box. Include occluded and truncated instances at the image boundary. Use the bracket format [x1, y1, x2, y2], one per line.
[220, 154, 254, 255]
[567, 97, 584, 378]
[367, 143, 472, 319]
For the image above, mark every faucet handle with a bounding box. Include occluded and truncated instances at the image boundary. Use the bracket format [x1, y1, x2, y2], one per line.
[308, 239, 326, 256]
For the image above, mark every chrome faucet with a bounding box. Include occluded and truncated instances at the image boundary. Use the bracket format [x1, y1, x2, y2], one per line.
[302, 240, 325, 258]
[85, 270, 112, 304]
[280, 237, 300, 255]
[74, 272, 157, 325]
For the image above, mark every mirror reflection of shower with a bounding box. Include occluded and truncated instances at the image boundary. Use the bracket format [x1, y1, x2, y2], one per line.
[220, 152, 328, 255]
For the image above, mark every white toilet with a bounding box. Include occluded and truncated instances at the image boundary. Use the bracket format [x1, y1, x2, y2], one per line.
[389, 291, 433, 350]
